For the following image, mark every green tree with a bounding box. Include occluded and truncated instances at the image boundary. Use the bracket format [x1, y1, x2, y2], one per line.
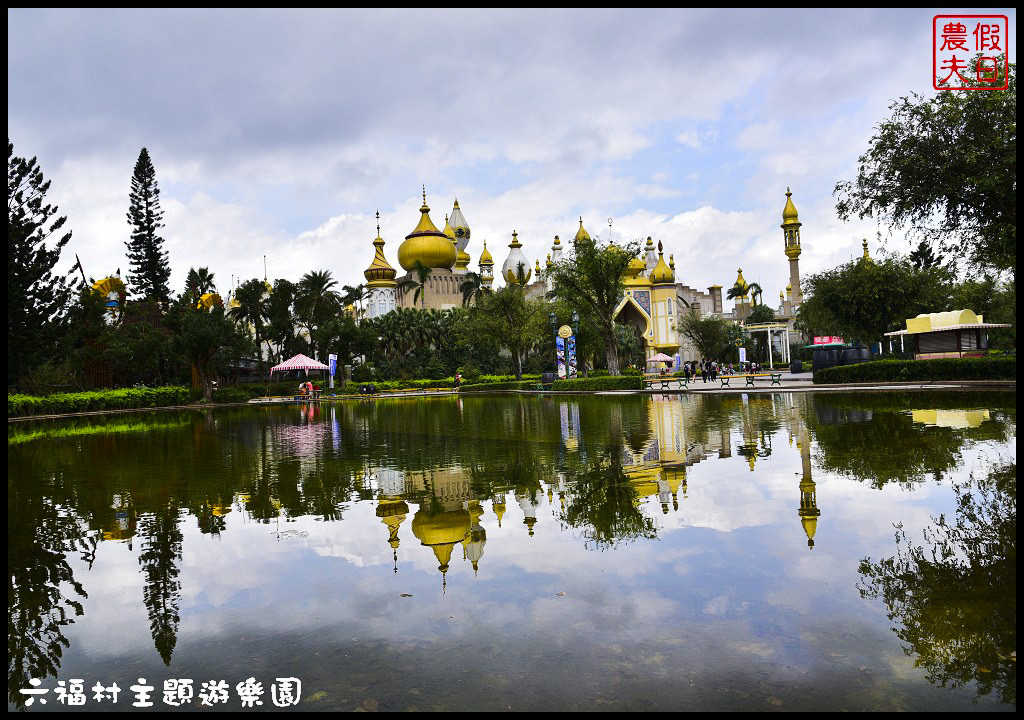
[341, 283, 367, 320]
[125, 148, 171, 305]
[459, 270, 487, 306]
[680, 310, 732, 360]
[726, 278, 750, 305]
[295, 270, 342, 359]
[397, 260, 433, 309]
[8, 139, 75, 385]
[835, 60, 1016, 273]
[549, 236, 640, 375]
[747, 303, 775, 324]
[229, 278, 271, 372]
[184, 267, 216, 306]
[798, 252, 953, 346]
[170, 303, 249, 401]
[463, 286, 543, 380]
[858, 462, 1016, 704]
[266, 278, 297, 361]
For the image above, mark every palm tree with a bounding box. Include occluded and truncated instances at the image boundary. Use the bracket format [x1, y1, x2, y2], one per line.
[726, 279, 750, 304]
[342, 283, 368, 321]
[229, 278, 270, 372]
[746, 282, 764, 306]
[397, 260, 432, 309]
[459, 271, 487, 306]
[185, 267, 216, 305]
[295, 270, 342, 358]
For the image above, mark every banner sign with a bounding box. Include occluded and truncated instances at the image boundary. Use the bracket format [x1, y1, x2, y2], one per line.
[566, 335, 578, 378]
[813, 336, 844, 345]
[328, 354, 337, 376]
[738, 347, 747, 364]
[556, 336, 567, 379]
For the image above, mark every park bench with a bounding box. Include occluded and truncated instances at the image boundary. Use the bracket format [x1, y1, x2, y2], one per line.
[719, 373, 783, 388]
[644, 377, 686, 391]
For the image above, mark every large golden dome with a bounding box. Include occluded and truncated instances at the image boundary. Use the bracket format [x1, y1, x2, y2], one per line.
[397, 189, 457, 271]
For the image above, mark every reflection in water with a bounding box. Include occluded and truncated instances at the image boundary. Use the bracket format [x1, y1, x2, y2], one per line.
[858, 462, 1016, 705]
[6, 391, 1016, 710]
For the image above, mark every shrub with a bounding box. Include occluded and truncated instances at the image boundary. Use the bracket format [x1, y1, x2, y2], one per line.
[590, 369, 610, 377]
[8, 386, 194, 417]
[621, 367, 643, 376]
[552, 375, 644, 391]
[813, 357, 1016, 384]
[460, 381, 535, 392]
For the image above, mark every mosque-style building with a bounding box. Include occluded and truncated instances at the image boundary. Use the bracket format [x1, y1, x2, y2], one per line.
[361, 188, 809, 364]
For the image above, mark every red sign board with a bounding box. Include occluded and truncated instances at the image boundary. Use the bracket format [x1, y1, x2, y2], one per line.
[933, 15, 1009, 90]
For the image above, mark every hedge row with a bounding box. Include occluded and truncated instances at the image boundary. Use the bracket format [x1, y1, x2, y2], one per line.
[459, 381, 535, 392]
[9, 386, 195, 417]
[552, 376, 644, 391]
[813, 357, 1016, 384]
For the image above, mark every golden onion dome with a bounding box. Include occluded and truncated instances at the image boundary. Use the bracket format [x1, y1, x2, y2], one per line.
[649, 241, 674, 284]
[412, 506, 471, 574]
[397, 188, 458, 271]
[546, 253, 553, 269]
[553, 235, 561, 247]
[364, 211, 398, 287]
[782, 187, 800, 226]
[479, 240, 493, 266]
[625, 256, 646, 277]
[574, 217, 591, 243]
[442, 214, 456, 241]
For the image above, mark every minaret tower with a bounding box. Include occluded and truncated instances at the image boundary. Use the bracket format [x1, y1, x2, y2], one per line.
[363, 211, 398, 319]
[478, 241, 494, 289]
[797, 426, 820, 549]
[782, 187, 803, 312]
[449, 199, 472, 273]
[551, 235, 563, 263]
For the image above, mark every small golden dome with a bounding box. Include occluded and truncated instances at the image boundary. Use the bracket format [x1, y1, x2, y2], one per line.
[364, 211, 398, 287]
[782, 187, 801, 226]
[442, 214, 456, 241]
[397, 188, 457, 271]
[546, 253, 553, 269]
[553, 235, 561, 246]
[862, 238, 873, 263]
[625, 256, 646, 277]
[649, 241, 674, 284]
[574, 217, 591, 243]
[479, 240, 493, 266]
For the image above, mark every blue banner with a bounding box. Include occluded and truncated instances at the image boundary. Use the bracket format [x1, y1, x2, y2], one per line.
[329, 353, 337, 377]
[567, 335, 577, 378]
[556, 336, 567, 379]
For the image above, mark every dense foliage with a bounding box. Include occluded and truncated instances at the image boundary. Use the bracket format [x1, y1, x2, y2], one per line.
[813, 357, 1015, 384]
[551, 375, 644, 391]
[835, 60, 1016, 273]
[8, 139, 76, 386]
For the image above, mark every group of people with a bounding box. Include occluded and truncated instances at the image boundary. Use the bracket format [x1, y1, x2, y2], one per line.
[678, 359, 764, 382]
[680, 359, 722, 382]
[297, 381, 319, 397]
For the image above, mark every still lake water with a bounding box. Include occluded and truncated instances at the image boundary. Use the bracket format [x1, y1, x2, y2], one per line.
[8, 391, 1016, 711]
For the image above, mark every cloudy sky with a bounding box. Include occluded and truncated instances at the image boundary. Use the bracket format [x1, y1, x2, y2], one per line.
[8, 8, 1016, 307]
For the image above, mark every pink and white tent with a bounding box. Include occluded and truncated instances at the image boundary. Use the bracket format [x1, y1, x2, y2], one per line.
[269, 353, 330, 377]
[648, 353, 675, 363]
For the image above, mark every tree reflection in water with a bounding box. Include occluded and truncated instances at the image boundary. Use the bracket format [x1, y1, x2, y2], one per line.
[7, 475, 89, 708]
[858, 462, 1016, 705]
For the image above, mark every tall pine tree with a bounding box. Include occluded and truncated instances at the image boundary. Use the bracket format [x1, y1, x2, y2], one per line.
[125, 148, 171, 305]
[7, 139, 75, 385]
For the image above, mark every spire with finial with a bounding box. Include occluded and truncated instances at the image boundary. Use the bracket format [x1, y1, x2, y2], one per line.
[861, 238, 873, 262]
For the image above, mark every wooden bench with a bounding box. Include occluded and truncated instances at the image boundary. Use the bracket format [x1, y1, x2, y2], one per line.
[719, 373, 783, 387]
[644, 377, 687, 391]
